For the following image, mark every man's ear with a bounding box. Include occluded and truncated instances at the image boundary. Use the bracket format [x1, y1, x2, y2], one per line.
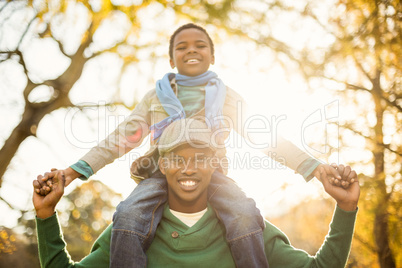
[159, 157, 167, 175]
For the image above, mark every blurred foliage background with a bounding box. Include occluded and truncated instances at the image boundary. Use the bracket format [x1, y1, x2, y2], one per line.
[0, 0, 401, 267]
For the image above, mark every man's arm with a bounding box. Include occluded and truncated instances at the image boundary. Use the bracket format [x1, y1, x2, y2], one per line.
[264, 168, 359, 267]
[33, 172, 111, 267]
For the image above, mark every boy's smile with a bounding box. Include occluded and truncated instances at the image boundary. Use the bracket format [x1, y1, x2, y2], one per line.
[170, 28, 215, 77]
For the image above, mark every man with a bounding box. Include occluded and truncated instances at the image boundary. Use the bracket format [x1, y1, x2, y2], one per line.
[33, 119, 359, 267]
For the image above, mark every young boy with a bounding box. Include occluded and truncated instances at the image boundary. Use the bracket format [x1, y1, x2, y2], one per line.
[36, 23, 352, 267]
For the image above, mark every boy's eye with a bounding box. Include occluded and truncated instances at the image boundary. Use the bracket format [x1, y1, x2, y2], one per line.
[176, 47, 186, 50]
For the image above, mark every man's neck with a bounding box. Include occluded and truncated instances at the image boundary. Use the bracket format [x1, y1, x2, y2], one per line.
[168, 198, 208, 214]
[169, 207, 208, 227]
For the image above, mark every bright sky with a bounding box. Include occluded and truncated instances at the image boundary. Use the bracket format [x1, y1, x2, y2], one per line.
[0, 1, 344, 228]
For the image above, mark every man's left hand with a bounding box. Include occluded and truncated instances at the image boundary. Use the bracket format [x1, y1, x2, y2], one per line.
[33, 171, 65, 219]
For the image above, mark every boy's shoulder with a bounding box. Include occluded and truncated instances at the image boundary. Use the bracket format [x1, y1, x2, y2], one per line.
[143, 88, 158, 100]
[225, 86, 245, 104]
[140, 88, 162, 107]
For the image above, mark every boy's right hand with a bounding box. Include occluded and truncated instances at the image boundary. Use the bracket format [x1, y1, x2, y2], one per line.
[35, 167, 82, 196]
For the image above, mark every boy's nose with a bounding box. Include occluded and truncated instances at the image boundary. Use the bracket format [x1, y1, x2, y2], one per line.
[187, 45, 197, 53]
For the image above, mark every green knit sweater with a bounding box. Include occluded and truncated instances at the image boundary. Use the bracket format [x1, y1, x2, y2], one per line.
[36, 204, 357, 268]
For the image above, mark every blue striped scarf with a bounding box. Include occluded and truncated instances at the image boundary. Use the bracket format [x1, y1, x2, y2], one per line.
[150, 71, 226, 140]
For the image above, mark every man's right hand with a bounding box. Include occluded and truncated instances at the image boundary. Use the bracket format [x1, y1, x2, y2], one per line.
[34, 167, 82, 196]
[320, 166, 360, 211]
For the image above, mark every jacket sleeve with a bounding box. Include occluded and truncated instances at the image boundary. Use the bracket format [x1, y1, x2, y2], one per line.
[79, 90, 153, 174]
[224, 87, 319, 177]
[264, 205, 357, 268]
[36, 213, 111, 268]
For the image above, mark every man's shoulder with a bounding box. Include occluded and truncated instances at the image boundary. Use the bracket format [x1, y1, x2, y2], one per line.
[262, 219, 291, 244]
[90, 223, 113, 252]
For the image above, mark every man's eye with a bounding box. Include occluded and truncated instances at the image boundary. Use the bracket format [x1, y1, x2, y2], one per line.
[172, 157, 184, 164]
[196, 157, 208, 163]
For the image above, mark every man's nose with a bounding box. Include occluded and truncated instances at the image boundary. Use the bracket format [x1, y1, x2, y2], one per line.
[181, 161, 197, 175]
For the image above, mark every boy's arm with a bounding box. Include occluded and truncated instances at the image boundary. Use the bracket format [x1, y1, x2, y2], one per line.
[79, 119, 149, 175]
[78, 89, 152, 175]
[225, 88, 347, 185]
[38, 91, 153, 188]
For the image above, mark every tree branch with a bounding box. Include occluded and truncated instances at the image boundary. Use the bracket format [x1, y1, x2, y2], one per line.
[0, 49, 39, 101]
[340, 124, 402, 157]
[75, 102, 129, 110]
[16, 13, 37, 49]
[0, 1, 11, 14]
[0, 195, 15, 210]
[353, 233, 377, 253]
[381, 94, 402, 113]
[54, 37, 71, 58]
[325, 76, 402, 113]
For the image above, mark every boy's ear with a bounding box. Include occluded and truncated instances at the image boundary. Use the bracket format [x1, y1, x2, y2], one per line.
[170, 59, 175, 69]
[211, 55, 215, 65]
[159, 157, 167, 175]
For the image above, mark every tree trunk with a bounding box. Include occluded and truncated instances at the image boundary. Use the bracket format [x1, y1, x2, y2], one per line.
[0, 96, 71, 185]
[0, 31, 91, 185]
[0, 120, 32, 187]
[372, 72, 396, 268]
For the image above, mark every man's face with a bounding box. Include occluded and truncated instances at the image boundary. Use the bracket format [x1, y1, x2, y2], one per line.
[160, 145, 216, 213]
[169, 28, 215, 77]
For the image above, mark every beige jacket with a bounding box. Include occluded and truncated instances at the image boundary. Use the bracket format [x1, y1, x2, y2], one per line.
[80, 81, 312, 183]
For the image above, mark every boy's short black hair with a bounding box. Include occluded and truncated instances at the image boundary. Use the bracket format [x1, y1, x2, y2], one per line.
[169, 23, 215, 60]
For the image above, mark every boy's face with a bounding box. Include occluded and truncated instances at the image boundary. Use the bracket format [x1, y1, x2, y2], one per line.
[170, 28, 215, 77]
[159, 145, 216, 213]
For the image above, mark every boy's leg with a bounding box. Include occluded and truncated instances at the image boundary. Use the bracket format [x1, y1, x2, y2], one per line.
[208, 171, 269, 268]
[110, 170, 167, 268]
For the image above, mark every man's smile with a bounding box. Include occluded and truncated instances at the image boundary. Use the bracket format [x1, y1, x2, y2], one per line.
[178, 178, 200, 190]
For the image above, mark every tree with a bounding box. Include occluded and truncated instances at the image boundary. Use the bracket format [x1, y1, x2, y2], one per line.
[0, 0, 240, 187]
[1, 0, 401, 266]
[0, 0, 152, 184]
[287, 1, 401, 267]
[206, 0, 401, 266]
[0, 180, 121, 267]
[57, 180, 122, 260]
